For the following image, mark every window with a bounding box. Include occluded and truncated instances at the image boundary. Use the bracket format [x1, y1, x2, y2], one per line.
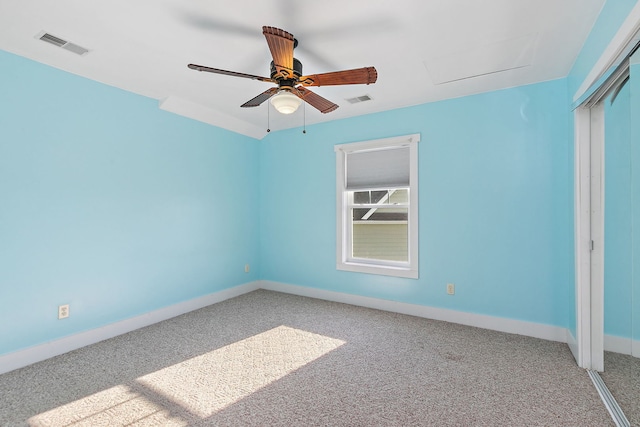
[335, 134, 419, 278]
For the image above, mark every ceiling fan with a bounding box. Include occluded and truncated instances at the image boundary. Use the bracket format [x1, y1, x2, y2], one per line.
[188, 26, 378, 114]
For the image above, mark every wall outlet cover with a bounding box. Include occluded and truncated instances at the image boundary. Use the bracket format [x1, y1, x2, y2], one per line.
[58, 304, 70, 319]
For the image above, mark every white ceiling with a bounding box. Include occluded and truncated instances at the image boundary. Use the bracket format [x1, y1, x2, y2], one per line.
[0, 0, 605, 139]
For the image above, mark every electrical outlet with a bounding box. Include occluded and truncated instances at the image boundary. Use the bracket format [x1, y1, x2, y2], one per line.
[244, 264, 250, 273]
[58, 304, 70, 319]
[446, 283, 455, 295]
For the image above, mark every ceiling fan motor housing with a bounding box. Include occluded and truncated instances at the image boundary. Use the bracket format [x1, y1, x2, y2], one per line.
[270, 58, 303, 81]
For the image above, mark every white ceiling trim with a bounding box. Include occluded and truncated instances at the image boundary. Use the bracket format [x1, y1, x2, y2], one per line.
[159, 96, 267, 140]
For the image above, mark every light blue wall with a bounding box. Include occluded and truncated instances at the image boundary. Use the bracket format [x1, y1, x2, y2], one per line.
[604, 78, 632, 339]
[0, 51, 260, 355]
[260, 79, 573, 328]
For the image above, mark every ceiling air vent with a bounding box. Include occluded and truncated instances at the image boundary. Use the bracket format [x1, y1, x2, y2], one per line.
[38, 32, 89, 56]
[346, 95, 372, 104]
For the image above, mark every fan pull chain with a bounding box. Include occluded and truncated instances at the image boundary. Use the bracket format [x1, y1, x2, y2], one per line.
[302, 101, 307, 134]
[266, 101, 271, 133]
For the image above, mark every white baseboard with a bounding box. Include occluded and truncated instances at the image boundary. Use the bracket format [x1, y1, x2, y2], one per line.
[604, 334, 640, 358]
[259, 280, 568, 343]
[604, 334, 632, 355]
[2, 279, 594, 376]
[0, 281, 259, 375]
[567, 329, 579, 362]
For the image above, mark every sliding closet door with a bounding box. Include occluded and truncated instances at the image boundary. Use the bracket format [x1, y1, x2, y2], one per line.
[630, 53, 640, 358]
[603, 71, 632, 357]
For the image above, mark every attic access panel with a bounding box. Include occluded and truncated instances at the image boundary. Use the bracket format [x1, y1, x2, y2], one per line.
[424, 33, 538, 84]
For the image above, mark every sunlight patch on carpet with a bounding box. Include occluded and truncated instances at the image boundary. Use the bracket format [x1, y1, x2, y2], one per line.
[28, 384, 187, 426]
[29, 326, 345, 425]
[137, 325, 346, 418]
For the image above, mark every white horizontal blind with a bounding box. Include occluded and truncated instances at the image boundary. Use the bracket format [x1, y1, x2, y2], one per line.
[353, 223, 408, 262]
[346, 147, 410, 190]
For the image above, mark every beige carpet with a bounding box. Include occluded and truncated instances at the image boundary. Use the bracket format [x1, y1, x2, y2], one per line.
[601, 351, 640, 426]
[0, 290, 614, 426]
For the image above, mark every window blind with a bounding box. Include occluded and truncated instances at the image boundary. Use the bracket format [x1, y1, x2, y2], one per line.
[346, 146, 410, 190]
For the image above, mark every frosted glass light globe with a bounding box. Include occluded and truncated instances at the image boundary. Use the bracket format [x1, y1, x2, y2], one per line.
[270, 91, 302, 114]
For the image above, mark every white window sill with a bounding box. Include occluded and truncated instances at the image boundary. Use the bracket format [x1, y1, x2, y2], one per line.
[337, 261, 418, 279]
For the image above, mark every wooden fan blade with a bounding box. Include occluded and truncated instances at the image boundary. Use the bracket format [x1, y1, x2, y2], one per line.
[262, 26, 295, 78]
[293, 87, 339, 114]
[298, 67, 378, 87]
[241, 87, 279, 108]
[188, 64, 274, 83]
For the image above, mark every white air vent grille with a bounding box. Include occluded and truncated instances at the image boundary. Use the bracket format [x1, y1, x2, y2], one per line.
[38, 32, 89, 56]
[62, 43, 89, 56]
[346, 95, 372, 104]
[40, 33, 66, 47]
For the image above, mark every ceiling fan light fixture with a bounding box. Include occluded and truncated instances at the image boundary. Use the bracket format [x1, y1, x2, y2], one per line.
[188, 26, 375, 115]
[270, 91, 302, 114]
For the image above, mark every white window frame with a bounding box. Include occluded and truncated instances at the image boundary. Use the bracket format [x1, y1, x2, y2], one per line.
[335, 134, 419, 279]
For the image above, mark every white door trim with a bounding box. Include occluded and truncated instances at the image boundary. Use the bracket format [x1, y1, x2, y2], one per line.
[574, 106, 593, 369]
[590, 102, 605, 372]
[574, 89, 606, 372]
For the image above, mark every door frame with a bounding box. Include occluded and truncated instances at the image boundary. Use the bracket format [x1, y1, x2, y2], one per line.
[574, 105, 605, 371]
